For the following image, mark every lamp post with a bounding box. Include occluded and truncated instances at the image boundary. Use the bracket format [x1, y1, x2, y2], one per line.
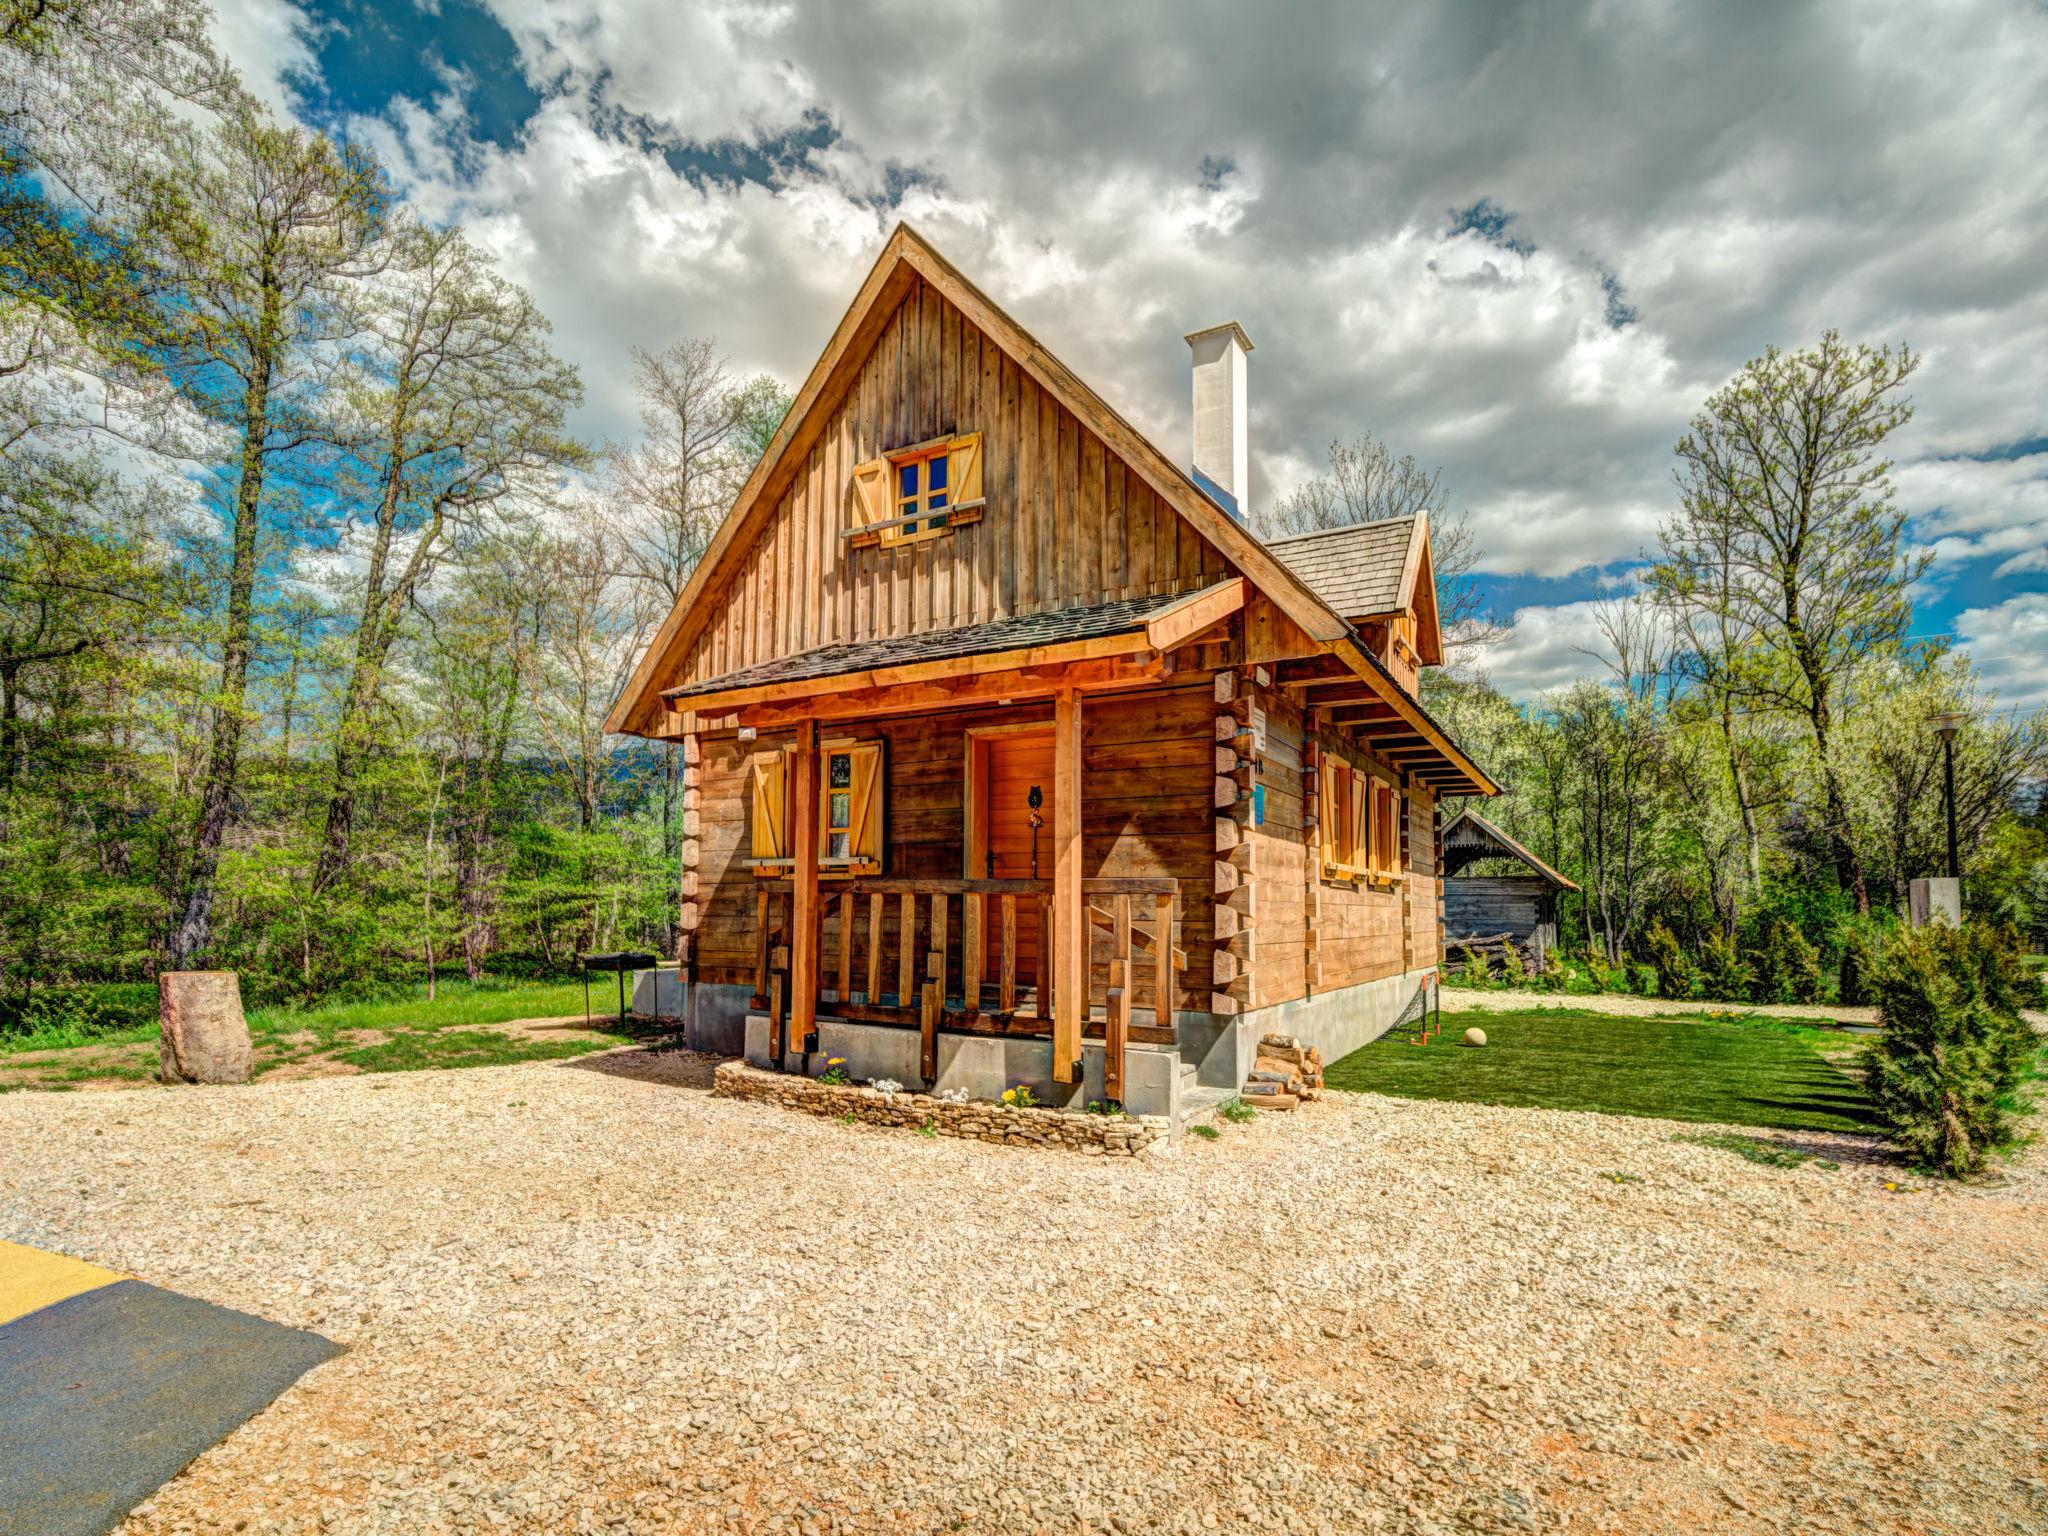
[1931, 710, 1965, 881]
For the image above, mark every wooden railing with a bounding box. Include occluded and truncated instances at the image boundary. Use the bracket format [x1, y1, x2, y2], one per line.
[752, 874, 1184, 1102]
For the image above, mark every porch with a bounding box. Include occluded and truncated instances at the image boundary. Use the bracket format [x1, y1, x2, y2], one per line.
[746, 873, 1186, 1107]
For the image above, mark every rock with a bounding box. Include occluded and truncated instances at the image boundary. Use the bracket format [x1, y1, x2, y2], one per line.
[158, 970, 253, 1084]
[1463, 1027, 1488, 1048]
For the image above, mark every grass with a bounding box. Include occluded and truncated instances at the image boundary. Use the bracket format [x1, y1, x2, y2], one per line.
[1677, 1131, 1839, 1170]
[0, 975, 633, 1091]
[1324, 1007, 1879, 1134]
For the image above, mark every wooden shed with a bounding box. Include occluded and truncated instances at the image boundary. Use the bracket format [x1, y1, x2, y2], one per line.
[1440, 810, 1578, 972]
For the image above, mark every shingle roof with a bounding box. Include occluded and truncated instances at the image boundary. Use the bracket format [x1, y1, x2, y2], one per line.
[1265, 517, 1418, 618]
[662, 589, 1196, 702]
[1441, 809, 1580, 891]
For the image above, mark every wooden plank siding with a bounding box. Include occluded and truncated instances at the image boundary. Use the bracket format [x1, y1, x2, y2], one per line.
[689, 685, 1216, 1019]
[674, 274, 1233, 691]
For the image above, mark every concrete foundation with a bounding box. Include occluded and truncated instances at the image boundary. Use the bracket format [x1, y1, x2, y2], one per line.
[1190, 968, 1436, 1087]
[630, 972, 750, 1056]
[741, 1014, 1183, 1122]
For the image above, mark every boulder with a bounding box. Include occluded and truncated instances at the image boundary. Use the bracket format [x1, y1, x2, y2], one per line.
[159, 971, 253, 1084]
[1463, 1026, 1488, 1048]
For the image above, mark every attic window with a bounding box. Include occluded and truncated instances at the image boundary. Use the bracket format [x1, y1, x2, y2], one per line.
[848, 433, 984, 548]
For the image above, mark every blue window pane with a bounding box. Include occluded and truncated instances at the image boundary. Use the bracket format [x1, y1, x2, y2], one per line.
[898, 463, 918, 497]
[928, 455, 948, 490]
[930, 491, 948, 511]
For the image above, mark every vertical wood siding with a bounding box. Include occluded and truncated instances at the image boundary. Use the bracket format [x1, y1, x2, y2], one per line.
[682, 275, 1231, 687]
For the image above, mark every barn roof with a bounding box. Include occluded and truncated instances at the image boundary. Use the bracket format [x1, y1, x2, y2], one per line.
[1441, 809, 1579, 891]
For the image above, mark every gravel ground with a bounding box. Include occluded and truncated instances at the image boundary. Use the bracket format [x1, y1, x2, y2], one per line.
[4, 1048, 2045, 1536]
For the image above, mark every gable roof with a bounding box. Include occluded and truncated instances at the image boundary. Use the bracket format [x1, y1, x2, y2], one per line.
[602, 223, 1497, 797]
[605, 222, 1351, 739]
[1267, 514, 1419, 618]
[1441, 809, 1579, 890]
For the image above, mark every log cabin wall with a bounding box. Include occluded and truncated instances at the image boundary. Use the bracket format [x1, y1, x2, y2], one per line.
[688, 684, 1217, 1017]
[679, 274, 1235, 690]
[1293, 725, 1442, 999]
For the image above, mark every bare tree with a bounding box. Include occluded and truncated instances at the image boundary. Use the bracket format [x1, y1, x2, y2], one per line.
[1658, 331, 1924, 912]
[1260, 432, 1502, 663]
[601, 337, 786, 860]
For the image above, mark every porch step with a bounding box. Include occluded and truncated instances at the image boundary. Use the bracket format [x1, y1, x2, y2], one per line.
[1177, 1061, 1235, 1121]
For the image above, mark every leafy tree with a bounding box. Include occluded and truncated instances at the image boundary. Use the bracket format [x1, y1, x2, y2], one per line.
[1862, 921, 2037, 1177]
[155, 104, 387, 966]
[312, 218, 583, 895]
[1659, 331, 1924, 910]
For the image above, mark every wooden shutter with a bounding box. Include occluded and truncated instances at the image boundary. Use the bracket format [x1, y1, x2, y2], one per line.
[1351, 775, 1370, 878]
[847, 743, 884, 870]
[947, 432, 984, 507]
[750, 750, 788, 872]
[1318, 758, 1338, 876]
[849, 457, 890, 547]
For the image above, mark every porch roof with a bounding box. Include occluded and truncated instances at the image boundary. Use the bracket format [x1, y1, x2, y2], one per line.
[661, 589, 1193, 704]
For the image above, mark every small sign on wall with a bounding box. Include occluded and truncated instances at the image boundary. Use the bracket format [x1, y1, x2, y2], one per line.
[1251, 783, 1265, 827]
[1249, 704, 1267, 756]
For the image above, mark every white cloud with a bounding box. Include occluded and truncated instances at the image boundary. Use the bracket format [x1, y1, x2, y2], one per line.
[206, 0, 2048, 667]
[1955, 593, 2048, 709]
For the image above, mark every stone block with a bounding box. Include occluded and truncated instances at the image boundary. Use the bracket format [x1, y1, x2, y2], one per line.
[157, 971, 252, 1085]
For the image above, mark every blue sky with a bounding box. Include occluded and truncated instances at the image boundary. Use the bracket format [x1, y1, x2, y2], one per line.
[216, 0, 2048, 707]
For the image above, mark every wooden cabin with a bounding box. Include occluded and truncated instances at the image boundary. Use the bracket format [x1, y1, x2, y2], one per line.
[1440, 810, 1578, 973]
[607, 224, 1498, 1122]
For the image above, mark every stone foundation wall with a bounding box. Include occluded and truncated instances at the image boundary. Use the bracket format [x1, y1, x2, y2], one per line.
[712, 1061, 1171, 1157]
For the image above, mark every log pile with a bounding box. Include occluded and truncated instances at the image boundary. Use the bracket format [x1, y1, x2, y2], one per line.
[1238, 1033, 1324, 1111]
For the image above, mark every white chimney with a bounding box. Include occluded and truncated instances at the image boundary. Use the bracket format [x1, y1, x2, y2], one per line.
[1185, 321, 1253, 519]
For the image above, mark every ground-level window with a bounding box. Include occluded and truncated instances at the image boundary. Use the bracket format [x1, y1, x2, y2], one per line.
[751, 741, 885, 876]
[1320, 755, 1403, 884]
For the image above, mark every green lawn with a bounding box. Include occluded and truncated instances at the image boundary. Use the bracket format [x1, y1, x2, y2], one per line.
[0, 976, 635, 1091]
[1325, 1008, 1879, 1134]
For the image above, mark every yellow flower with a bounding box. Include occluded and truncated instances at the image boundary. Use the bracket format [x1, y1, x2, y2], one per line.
[828, 1057, 846, 1066]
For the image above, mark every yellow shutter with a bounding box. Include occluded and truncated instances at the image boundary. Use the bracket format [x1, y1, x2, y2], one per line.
[849, 457, 890, 545]
[847, 743, 883, 869]
[1351, 778, 1370, 878]
[750, 750, 788, 871]
[1327, 757, 1343, 876]
[947, 432, 983, 506]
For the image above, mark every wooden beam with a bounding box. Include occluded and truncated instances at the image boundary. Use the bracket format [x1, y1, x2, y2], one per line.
[668, 632, 1153, 716]
[733, 653, 1166, 730]
[1052, 686, 1084, 1084]
[1144, 577, 1246, 652]
[789, 720, 820, 1055]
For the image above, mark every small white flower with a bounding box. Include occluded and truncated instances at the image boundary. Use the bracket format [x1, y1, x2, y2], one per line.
[870, 1078, 903, 1096]
[936, 1087, 969, 1104]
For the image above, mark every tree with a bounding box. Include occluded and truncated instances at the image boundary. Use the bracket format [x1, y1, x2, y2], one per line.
[601, 337, 786, 862]
[1658, 331, 1924, 911]
[311, 218, 583, 896]
[1261, 432, 1501, 662]
[154, 104, 386, 966]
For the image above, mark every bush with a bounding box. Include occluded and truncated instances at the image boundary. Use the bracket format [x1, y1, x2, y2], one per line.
[1500, 941, 1526, 987]
[1454, 943, 1492, 989]
[1751, 917, 1823, 1005]
[1644, 921, 1696, 1000]
[1696, 932, 1754, 1003]
[1862, 921, 2039, 1178]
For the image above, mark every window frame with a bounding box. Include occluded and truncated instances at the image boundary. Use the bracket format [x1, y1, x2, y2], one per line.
[882, 441, 953, 547]
[749, 738, 886, 879]
[1319, 749, 1406, 887]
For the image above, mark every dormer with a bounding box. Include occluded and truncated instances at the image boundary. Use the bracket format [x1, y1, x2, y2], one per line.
[1265, 514, 1444, 696]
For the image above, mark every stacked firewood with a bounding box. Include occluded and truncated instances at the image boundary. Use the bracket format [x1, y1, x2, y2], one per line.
[1239, 1033, 1324, 1111]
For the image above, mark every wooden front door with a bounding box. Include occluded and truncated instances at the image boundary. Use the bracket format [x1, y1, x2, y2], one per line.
[968, 728, 1055, 998]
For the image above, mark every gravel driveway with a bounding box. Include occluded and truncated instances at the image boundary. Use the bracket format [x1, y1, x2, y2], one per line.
[3, 1049, 2044, 1536]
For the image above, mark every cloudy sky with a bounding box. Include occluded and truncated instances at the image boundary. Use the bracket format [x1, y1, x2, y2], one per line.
[212, 0, 2048, 704]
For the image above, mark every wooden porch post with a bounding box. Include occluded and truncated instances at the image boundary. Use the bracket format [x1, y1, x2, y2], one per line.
[1052, 686, 1083, 1083]
[790, 718, 820, 1058]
